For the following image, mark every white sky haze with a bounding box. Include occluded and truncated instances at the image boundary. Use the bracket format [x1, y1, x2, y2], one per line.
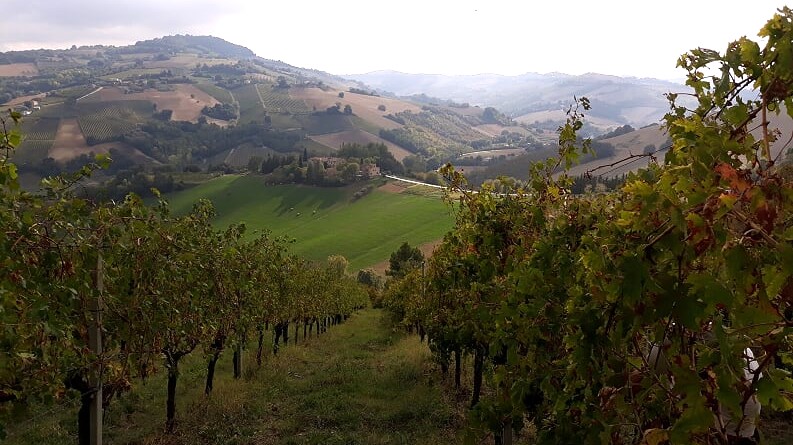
[0, 0, 785, 80]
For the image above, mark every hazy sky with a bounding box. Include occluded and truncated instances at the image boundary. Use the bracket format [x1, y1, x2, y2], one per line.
[0, 0, 785, 79]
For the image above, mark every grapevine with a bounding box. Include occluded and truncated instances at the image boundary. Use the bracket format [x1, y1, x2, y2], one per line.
[385, 8, 793, 444]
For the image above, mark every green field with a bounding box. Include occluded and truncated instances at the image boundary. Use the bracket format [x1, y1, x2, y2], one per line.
[164, 175, 454, 270]
[195, 81, 234, 103]
[76, 101, 152, 143]
[12, 140, 53, 165]
[21, 117, 60, 140]
[100, 68, 167, 80]
[235, 84, 266, 124]
[256, 84, 308, 113]
[295, 113, 355, 135]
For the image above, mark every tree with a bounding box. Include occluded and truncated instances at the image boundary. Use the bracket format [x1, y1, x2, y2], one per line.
[402, 155, 427, 174]
[341, 162, 359, 182]
[386, 242, 424, 279]
[343, 104, 353, 115]
[247, 156, 263, 173]
[385, 8, 793, 444]
[378, 104, 386, 111]
[357, 269, 381, 289]
[326, 255, 349, 277]
[338, 92, 344, 98]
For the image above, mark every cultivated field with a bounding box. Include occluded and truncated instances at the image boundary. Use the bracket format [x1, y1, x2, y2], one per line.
[235, 84, 267, 124]
[209, 144, 278, 168]
[565, 110, 793, 178]
[49, 119, 89, 161]
[142, 54, 235, 69]
[473, 124, 531, 137]
[194, 81, 234, 103]
[294, 113, 354, 135]
[164, 175, 454, 270]
[48, 118, 155, 164]
[515, 109, 619, 131]
[256, 84, 308, 113]
[290, 87, 422, 130]
[0, 63, 39, 77]
[21, 117, 60, 140]
[310, 129, 413, 161]
[1, 93, 45, 107]
[99, 68, 167, 80]
[80, 85, 219, 122]
[12, 140, 53, 166]
[461, 147, 525, 159]
[78, 107, 141, 143]
[565, 124, 669, 178]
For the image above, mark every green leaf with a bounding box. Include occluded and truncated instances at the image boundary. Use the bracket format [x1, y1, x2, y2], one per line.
[687, 273, 733, 311]
[756, 376, 793, 411]
[94, 152, 112, 169]
[670, 398, 712, 442]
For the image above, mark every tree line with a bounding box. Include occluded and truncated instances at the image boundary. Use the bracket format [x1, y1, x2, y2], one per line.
[0, 114, 368, 442]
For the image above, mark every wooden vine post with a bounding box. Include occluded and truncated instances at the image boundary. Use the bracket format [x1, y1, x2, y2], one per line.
[89, 250, 104, 445]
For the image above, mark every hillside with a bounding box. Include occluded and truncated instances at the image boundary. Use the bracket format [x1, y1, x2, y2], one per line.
[2, 35, 530, 183]
[163, 175, 454, 270]
[349, 70, 688, 131]
[465, 109, 793, 184]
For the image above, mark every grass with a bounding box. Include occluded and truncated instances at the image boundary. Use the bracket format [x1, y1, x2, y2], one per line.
[163, 175, 454, 270]
[194, 81, 234, 104]
[350, 115, 382, 135]
[100, 68, 168, 80]
[12, 140, 53, 166]
[256, 84, 308, 113]
[236, 84, 267, 124]
[2, 309, 465, 445]
[21, 117, 60, 140]
[294, 114, 354, 135]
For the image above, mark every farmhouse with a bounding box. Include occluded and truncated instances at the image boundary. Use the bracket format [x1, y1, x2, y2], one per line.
[311, 156, 344, 168]
[360, 163, 380, 178]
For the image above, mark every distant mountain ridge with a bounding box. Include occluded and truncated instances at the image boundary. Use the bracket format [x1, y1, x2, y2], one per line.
[348, 70, 689, 129]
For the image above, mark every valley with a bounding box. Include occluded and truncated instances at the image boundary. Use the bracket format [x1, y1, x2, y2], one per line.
[2, 13, 793, 445]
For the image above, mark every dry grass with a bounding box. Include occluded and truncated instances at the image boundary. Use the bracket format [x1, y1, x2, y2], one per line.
[2, 93, 45, 107]
[142, 54, 236, 69]
[368, 238, 443, 276]
[563, 124, 668, 178]
[515, 109, 619, 130]
[377, 181, 410, 194]
[48, 118, 88, 161]
[474, 124, 531, 137]
[0, 63, 38, 77]
[310, 129, 413, 161]
[461, 148, 525, 159]
[47, 118, 157, 164]
[290, 87, 422, 131]
[81, 85, 219, 122]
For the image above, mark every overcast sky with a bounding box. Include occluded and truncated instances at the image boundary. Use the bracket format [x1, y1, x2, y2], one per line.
[0, 1, 785, 80]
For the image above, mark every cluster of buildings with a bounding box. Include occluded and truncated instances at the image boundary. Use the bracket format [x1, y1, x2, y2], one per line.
[310, 156, 381, 180]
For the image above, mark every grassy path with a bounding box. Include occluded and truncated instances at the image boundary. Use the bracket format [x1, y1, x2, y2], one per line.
[4, 309, 463, 445]
[115, 308, 462, 444]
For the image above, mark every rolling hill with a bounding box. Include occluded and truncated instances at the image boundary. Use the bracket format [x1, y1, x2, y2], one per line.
[2, 35, 533, 177]
[163, 175, 455, 270]
[348, 70, 689, 132]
